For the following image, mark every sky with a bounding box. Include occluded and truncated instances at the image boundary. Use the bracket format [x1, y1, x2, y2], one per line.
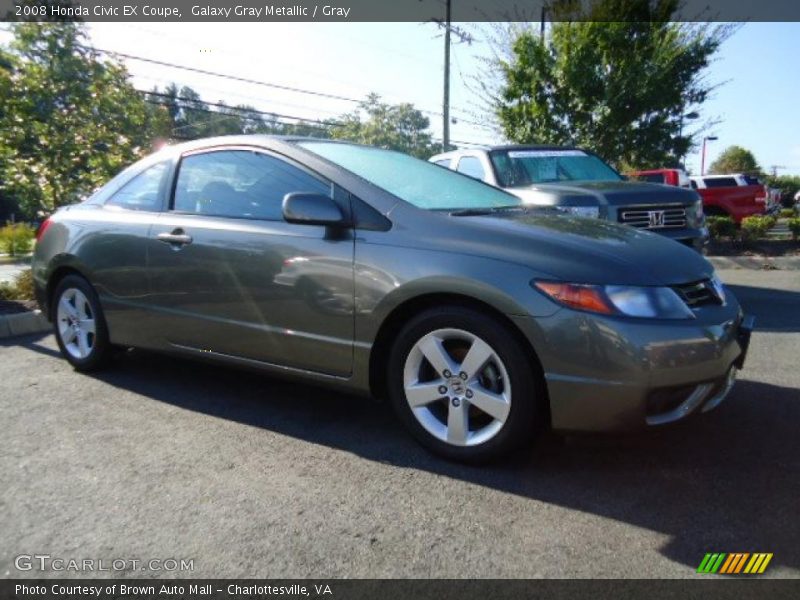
[2, 21, 799, 175]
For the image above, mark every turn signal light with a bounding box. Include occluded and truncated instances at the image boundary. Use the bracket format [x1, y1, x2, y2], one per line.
[534, 282, 614, 314]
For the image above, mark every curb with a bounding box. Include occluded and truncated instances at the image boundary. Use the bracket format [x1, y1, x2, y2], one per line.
[707, 256, 800, 271]
[0, 310, 51, 339]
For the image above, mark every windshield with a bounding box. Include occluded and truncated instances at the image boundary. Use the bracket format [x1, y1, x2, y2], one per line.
[489, 149, 622, 187]
[298, 142, 521, 210]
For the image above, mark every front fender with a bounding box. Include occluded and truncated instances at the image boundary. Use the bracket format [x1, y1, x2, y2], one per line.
[353, 244, 560, 345]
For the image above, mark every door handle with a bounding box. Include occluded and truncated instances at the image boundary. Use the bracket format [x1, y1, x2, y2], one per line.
[157, 230, 193, 246]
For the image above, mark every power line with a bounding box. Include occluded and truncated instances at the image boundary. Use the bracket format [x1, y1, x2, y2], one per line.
[83, 44, 491, 129]
[145, 94, 485, 147]
[141, 89, 343, 127]
[134, 72, 347, 118]
[83, 44, 361, 103]
[0, 28, 486, 127]
[2, 25, 491, 128]
[0, 25, 488, 146]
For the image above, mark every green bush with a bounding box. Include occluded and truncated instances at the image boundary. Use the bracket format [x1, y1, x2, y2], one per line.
[0, 268, 35, 301]
[787, 218, 800, 242]
[780, 208, 796, 219]
[706, 216, 737, 240]
[0, 222, 36, 256]
[740, 215, 773, 242]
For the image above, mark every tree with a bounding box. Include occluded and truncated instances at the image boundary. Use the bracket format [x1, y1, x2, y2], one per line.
[708, 145, 761, 175]
[490, 1, 734, 169]
[0, 22, 164, 216]
[0, 48, 18, 220]
[329, 94, 437, 158]
[148, 84, 286, 140]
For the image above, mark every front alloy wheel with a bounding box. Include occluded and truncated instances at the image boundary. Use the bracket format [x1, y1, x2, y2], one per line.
[388, 307, 542, 462]
[403, 328, 511, 447]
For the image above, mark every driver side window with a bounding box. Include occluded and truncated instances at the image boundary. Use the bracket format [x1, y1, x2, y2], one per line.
[172, 150, 330, 221]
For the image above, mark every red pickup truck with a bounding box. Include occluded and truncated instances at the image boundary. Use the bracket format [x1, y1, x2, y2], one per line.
[689, 174, 767, 223]
[628, 168, 692, 188]
[629, 169, 766, 223]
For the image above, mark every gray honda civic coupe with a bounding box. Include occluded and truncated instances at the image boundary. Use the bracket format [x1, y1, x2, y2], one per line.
[32, 136, 753, 462]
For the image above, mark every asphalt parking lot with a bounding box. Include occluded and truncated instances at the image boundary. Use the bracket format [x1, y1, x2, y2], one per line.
[1, 269, 798, 579]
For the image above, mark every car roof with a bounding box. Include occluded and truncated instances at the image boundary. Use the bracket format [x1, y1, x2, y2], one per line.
[488, 144, 582, 152]
[157, 134, 368, 157]
[692, 173, 747, 179]
[430, 144, 583, 161]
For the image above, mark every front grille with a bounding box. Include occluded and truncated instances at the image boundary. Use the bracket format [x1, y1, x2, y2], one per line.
[672, 280, 719, 308]
[618, 205, 687, 229]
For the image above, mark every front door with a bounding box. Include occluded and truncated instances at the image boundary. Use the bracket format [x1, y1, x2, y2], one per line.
[145, 148, 355, 376]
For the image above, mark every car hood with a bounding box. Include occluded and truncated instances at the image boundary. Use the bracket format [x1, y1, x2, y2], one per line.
[432, 209, 713, 287]
[508, 180, 700, 207]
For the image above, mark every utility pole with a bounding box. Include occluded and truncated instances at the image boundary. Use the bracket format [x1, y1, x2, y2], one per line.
[769, 165, 786, 177]
[433, 1, 473, 152]
[540, 5, 547, 38]
[443, 0, 451, 152]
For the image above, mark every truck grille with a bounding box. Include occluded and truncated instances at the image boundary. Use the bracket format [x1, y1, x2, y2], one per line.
[618, 205, 687, 229]
[672, 280, 720, 307]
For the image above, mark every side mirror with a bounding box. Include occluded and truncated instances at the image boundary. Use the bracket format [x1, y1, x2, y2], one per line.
[282, 193, 346, 226]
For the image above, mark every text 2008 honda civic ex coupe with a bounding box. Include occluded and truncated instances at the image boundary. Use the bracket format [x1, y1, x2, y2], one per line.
[33, 136, 753, 462]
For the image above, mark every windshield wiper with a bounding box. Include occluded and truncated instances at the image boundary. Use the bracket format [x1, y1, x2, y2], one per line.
[449, 205, 524, 217]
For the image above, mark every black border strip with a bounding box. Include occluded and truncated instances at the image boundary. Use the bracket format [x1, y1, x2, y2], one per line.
[2, 0, 800, 23]
[3, 579, 800, 600]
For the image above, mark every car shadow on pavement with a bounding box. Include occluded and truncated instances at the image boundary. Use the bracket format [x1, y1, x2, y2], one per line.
[728, 283, 800, 332]
[2, 331, 59, 355]
[84, 348, 799, 575]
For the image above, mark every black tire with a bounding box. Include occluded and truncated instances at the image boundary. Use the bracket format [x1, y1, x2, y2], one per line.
[51, 275, 113, 372]
[387, 306, 544, 463]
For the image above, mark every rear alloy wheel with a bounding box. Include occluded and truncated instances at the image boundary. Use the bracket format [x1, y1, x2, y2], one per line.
[388, 307, 542, 462]
[52, 275, 112, 371]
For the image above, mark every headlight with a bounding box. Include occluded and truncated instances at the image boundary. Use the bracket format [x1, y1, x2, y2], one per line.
[689, 200, 704, 225]
[709, 273, 726, 304]
[533, 281, 695, 319]
[559, 206, 600, 219]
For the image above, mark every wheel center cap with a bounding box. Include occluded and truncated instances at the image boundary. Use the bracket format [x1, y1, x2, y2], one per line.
[448, 377, 466, 396]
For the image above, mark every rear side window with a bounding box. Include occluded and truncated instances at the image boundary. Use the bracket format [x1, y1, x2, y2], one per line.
[743, 175, 762, 186]
[173, 150, 329, 220]
[433, 159, 451, 168]
[105, 162, 168, 211]
[457, 156, 486, 180]
[704, 177, 737, 188]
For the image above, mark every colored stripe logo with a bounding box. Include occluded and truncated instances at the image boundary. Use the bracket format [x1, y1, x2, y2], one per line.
[697, 553, 773, 574]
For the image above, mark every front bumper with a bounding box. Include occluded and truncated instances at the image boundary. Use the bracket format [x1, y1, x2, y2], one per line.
[512, 300, 753, 432]
[655, 225, 709, 251]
